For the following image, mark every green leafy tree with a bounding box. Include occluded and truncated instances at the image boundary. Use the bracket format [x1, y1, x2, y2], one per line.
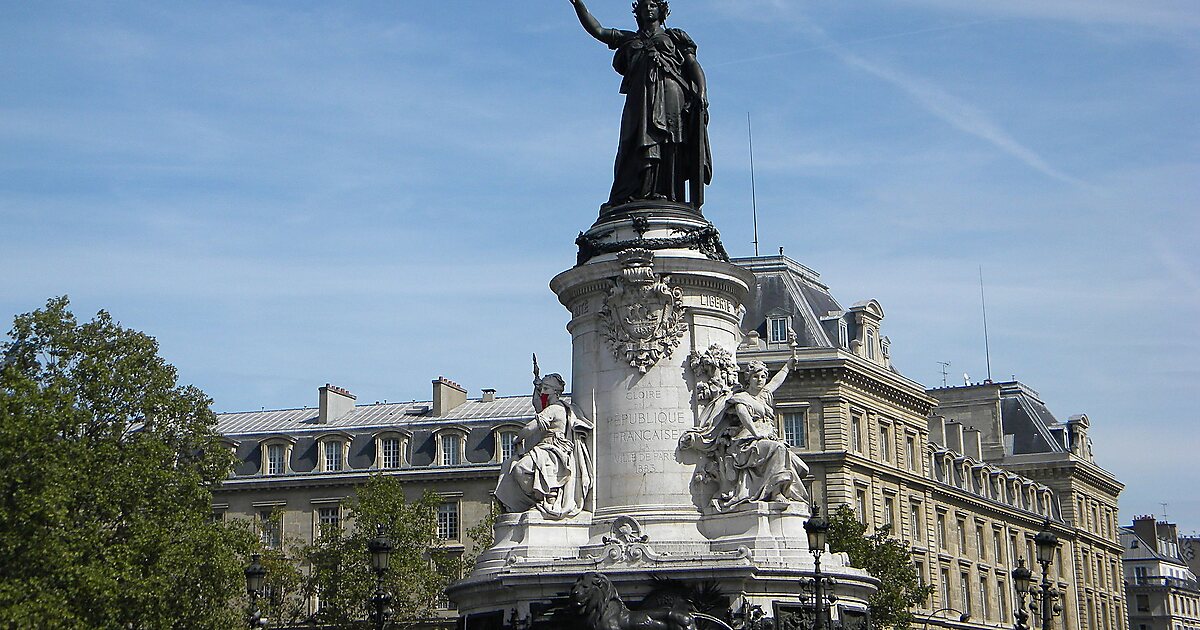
[827, 504, 935, 630]
[0, 297, 258, 628]
[301, 475, 452, 628]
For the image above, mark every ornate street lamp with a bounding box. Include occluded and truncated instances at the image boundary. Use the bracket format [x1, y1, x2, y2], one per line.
[1011, 558, 1032, 630]
[803, 506, 836, 630]
[244, 554, 268, 629]
[367, 524, 395, 630]
[920, 607, 971, 630]
[1011, 523, 1062, 630]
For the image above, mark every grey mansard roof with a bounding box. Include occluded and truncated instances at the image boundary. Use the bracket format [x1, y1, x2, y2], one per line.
[217, 395, 535, 435]
[733, 255, 844, 350]
[217, 394, 538, 477]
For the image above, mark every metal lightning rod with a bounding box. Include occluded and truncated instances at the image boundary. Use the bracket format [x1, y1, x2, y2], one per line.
[979, 266, 993, 383]
[748, 112, 760, 256]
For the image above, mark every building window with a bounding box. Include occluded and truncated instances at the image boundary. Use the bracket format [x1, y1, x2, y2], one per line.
[880, 425, 891, 461]
[937, 512, 948, 550]
[856, 487, 869, 524]
[884, 495, 896, 531]
[998, 579, 1008, 622]
[838, 320, 848, 348]
[906, 436, 917, 471]
[259, 510, 281, 549]
[866, 329, 876, 359]
[915, 560, 926, 586]
[266, 443, 286, 475]
[994, 528, 1005, 565]
[851, 414, 863, 452]
[317, 507, 341, 537]
[768, 317, 790, 343]
[437, 502, 460, 540]
[381, 437, 402, 469]
[941, 568, 952, 607]
[980, 575, 990, 620]
[957, 517, 967, 554]
[977, 524, 986, 560]
[783, 412, 807, 447]
[499, 431, 519, 461]
[910, 501, 923, 541]
[960, 571, 972, 614]
[323, 440, 343, 472]
[440, 433, 462, 466]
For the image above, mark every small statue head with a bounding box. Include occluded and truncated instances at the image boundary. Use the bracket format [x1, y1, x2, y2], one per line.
[540, 373, 567, 397]
[632, 0, 670, 28]
[742, 360, 769, 392]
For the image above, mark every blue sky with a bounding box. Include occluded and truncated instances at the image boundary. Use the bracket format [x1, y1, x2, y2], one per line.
[2, 1, 1197, 527]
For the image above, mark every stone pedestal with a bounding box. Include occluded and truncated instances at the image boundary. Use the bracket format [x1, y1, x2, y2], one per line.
[448, 203, 878, 627]
[699, 501, 812, 563]
[550, 207, 755, 549]
[471, 512, 591, 574]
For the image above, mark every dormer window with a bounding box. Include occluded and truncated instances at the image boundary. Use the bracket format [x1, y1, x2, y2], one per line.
[500, 431, 518, 461]
[768, 316, 790, 344]
[434, 427, 468, 467]
[838, 320, 848, 348]
[267, 444, 286, 475]
[323, 441, 343, 471]
[441, 434, 461, 465]
[316, 432, 352, 473]
[381, 438, 402, 468]
[259, 436, 296, 476]
[372, 430, 410, 470]
[866, 329, 876, 360]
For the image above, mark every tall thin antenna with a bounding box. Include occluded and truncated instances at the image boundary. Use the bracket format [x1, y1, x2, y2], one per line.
[938, 361, 951, 388]
[979, 266, 993, 382]
[1161, 503, 1170, 519]
[748, 112, 759, 256]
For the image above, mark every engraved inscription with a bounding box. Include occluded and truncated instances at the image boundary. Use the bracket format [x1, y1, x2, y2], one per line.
[612, 450, 672, 474]
[698, 293, 736, 315]
[605, 410, 688, 427]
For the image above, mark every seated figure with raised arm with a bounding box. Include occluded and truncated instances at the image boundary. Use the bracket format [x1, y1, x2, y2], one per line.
[494, 359, 593, 519]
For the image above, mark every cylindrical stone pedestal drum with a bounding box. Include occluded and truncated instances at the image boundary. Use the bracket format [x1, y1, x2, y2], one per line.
[549, 212, 757, 553]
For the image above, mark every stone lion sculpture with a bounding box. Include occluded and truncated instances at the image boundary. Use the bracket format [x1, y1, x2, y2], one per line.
[569, 572, 698, 630]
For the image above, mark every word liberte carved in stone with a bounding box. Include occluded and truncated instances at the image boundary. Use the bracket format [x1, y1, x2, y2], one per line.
[598, 249, 688, 374]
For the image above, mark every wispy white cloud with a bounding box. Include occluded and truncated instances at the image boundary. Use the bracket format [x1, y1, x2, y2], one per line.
[793, 20, 1087, 186]
[895, 0, 1200, 32]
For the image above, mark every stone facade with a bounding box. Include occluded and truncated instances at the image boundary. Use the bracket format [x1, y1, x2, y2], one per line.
[211, 378, 534, 623]
[735, 254, 1125, 630]
[1121, 517, 1200, 630]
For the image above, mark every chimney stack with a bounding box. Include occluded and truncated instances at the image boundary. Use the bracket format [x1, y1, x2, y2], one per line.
[963, 428, 983, 461]
[319, 384, 356, 424]
[481, 388, 496, 403]
[944, 421, 965, 455]
[432, 376, 467, 416]
[1133, 515, 1159, 553]
[927, 415, 946, 448]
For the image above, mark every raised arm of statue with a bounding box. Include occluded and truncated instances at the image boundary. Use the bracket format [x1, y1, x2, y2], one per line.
[763, 357, 794, 396]
[569, 0, 610, 43]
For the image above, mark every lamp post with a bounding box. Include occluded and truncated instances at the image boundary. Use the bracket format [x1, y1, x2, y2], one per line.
[804, 506, 835, 630]
[1012, 523, 1062, 630]
[244, 554, 268, 629]
[920, 607, 972, 630]
[1011, 558, 1032, 630]
[367, 524, 395, 630]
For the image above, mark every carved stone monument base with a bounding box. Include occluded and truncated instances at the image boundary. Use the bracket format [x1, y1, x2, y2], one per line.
[471, 510, 592, 575]
[699, 501, 814, 563]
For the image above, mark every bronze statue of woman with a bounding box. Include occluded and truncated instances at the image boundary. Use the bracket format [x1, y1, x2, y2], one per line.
[569, 0, 712, 211]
